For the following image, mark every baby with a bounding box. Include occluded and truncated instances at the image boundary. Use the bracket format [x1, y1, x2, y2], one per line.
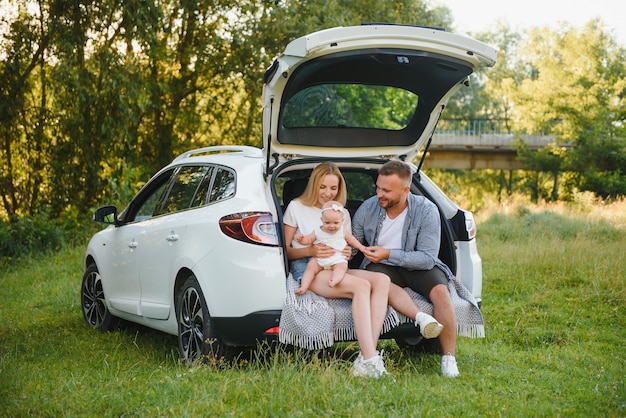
[294, 200, 367, 294]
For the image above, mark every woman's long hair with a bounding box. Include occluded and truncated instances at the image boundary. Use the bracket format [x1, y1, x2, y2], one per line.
[298, 162, 347, 207]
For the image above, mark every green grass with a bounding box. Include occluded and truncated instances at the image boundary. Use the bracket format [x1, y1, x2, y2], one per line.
[1, 202, 625, 417]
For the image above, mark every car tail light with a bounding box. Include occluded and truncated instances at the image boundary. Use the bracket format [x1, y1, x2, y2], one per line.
[465, 212, 477, 240]
[219, 212, 279, 246]
[264, 326, 280, 335]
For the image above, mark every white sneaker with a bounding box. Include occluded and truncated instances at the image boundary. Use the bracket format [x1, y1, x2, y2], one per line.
[368, 350, 388, 377]
[441, 354, 460, 378]
[352, 352, 368, 377]
[352, 351, 387, 378]
[415, 312, 444, 339]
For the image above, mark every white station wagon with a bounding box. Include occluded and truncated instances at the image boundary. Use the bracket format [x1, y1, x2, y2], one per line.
[82, 24, 497, 362]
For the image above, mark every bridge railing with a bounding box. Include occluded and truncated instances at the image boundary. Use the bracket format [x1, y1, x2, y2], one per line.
[433, 119, 558, 149]
[435, 118, 514, 135]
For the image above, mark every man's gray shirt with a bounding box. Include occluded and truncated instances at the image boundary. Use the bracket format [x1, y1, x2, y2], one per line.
[352, 193, 441, 271]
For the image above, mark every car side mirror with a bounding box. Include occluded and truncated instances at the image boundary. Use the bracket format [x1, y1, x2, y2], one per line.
[94, 205, 118, 224]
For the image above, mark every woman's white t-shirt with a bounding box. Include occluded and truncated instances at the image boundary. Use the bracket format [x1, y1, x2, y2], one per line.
[283, 199, 352, 249]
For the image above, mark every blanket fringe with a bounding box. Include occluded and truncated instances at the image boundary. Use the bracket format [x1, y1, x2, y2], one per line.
[381, 308, 400, 334]
[458, 324, 485, 339]
[279, 329, 334, 350]
[333, 327, 356, 342]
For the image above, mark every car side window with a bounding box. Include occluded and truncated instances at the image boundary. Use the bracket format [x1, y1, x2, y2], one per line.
[209, 167, 235, 203]
[123, 169, 174, 222]
[124, 164, 231, 223]
[190, 166, 215, 207]
[154, 165, 210, 216]
[135, 181, 170, 221]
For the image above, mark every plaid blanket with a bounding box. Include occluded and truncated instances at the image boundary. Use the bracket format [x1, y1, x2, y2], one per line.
[279, 261, 485, 350]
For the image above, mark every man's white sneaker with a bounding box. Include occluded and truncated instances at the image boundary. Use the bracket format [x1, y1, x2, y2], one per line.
[441, 354, 460, 378]
[415, 312, 444, 339]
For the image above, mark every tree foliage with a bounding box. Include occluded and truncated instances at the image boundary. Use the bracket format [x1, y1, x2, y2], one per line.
[482, 20, 626, 199]
[1, 0, 624, 227]
[0, 0, 450, 221]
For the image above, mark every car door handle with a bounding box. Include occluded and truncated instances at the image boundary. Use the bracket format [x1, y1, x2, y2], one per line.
[166, 233, 179, 242]
[128, 240, 138, 249]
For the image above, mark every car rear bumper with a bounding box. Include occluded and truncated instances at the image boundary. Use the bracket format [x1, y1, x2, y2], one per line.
[212, 310, 282, 346]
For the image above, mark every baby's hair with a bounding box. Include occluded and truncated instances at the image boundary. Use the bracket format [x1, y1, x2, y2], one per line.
[320, 201, 345, 221]
[321, 200, 344, 212]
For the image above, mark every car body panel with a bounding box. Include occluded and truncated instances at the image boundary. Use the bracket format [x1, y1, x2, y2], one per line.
[263, 25, 497, 163]
[456, 240, 483, 300]
[91, 224, 142, 316]
[85, 150, 286, 337]
[281, 25, 497, 66]
[136, 213, 188, 319]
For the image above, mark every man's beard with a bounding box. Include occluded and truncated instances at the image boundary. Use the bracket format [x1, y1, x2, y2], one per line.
[378, 197, 400, 209]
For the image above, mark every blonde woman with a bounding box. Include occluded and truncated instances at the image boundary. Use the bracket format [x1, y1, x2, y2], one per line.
[283, 162, 390, 378]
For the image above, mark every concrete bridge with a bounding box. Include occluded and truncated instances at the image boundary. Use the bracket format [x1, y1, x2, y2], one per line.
[422, 119, 560, 170]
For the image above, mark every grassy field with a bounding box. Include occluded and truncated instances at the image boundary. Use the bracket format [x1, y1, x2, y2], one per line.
[1, 200, 624, 417]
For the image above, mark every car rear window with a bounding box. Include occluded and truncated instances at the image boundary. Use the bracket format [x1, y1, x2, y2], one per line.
[281, 84, 418, 130]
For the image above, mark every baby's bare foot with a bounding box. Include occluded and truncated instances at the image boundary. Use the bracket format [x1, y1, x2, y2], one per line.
[328, 277, 343, 287]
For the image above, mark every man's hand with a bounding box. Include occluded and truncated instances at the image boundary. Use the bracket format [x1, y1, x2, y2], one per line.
[362, 245, 390, 263]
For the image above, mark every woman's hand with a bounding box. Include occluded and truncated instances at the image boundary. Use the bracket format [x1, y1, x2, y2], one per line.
[312, 243, 335, 258]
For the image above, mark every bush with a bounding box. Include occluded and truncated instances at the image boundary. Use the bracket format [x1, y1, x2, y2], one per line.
[0, 214, 66, 265]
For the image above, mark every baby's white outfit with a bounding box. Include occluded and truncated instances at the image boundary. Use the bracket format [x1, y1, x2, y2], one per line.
[314, 227, 348, 268]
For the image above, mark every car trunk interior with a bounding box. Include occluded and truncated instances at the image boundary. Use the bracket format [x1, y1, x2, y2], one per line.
[273, 161, 456, 275]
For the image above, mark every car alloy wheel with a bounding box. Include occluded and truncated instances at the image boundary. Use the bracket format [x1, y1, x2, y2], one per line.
[177, 275, 214, 364]
[81, 263, 116, 331]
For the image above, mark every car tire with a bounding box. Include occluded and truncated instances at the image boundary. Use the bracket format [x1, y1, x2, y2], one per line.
[81, 263, 118, 331]
[176, 274, 236, 364]
[395, 336, 442, 354]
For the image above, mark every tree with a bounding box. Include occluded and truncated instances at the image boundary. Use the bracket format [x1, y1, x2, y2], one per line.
[502, 20, 626, 199]
[471, 21, 526, 123]
[0, 0, 53, 219]
[0, 0, 456, 222]
[1, 0, 240, 217]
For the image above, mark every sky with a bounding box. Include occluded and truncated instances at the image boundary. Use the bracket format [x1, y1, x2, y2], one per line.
[435, 0, 626, 46]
